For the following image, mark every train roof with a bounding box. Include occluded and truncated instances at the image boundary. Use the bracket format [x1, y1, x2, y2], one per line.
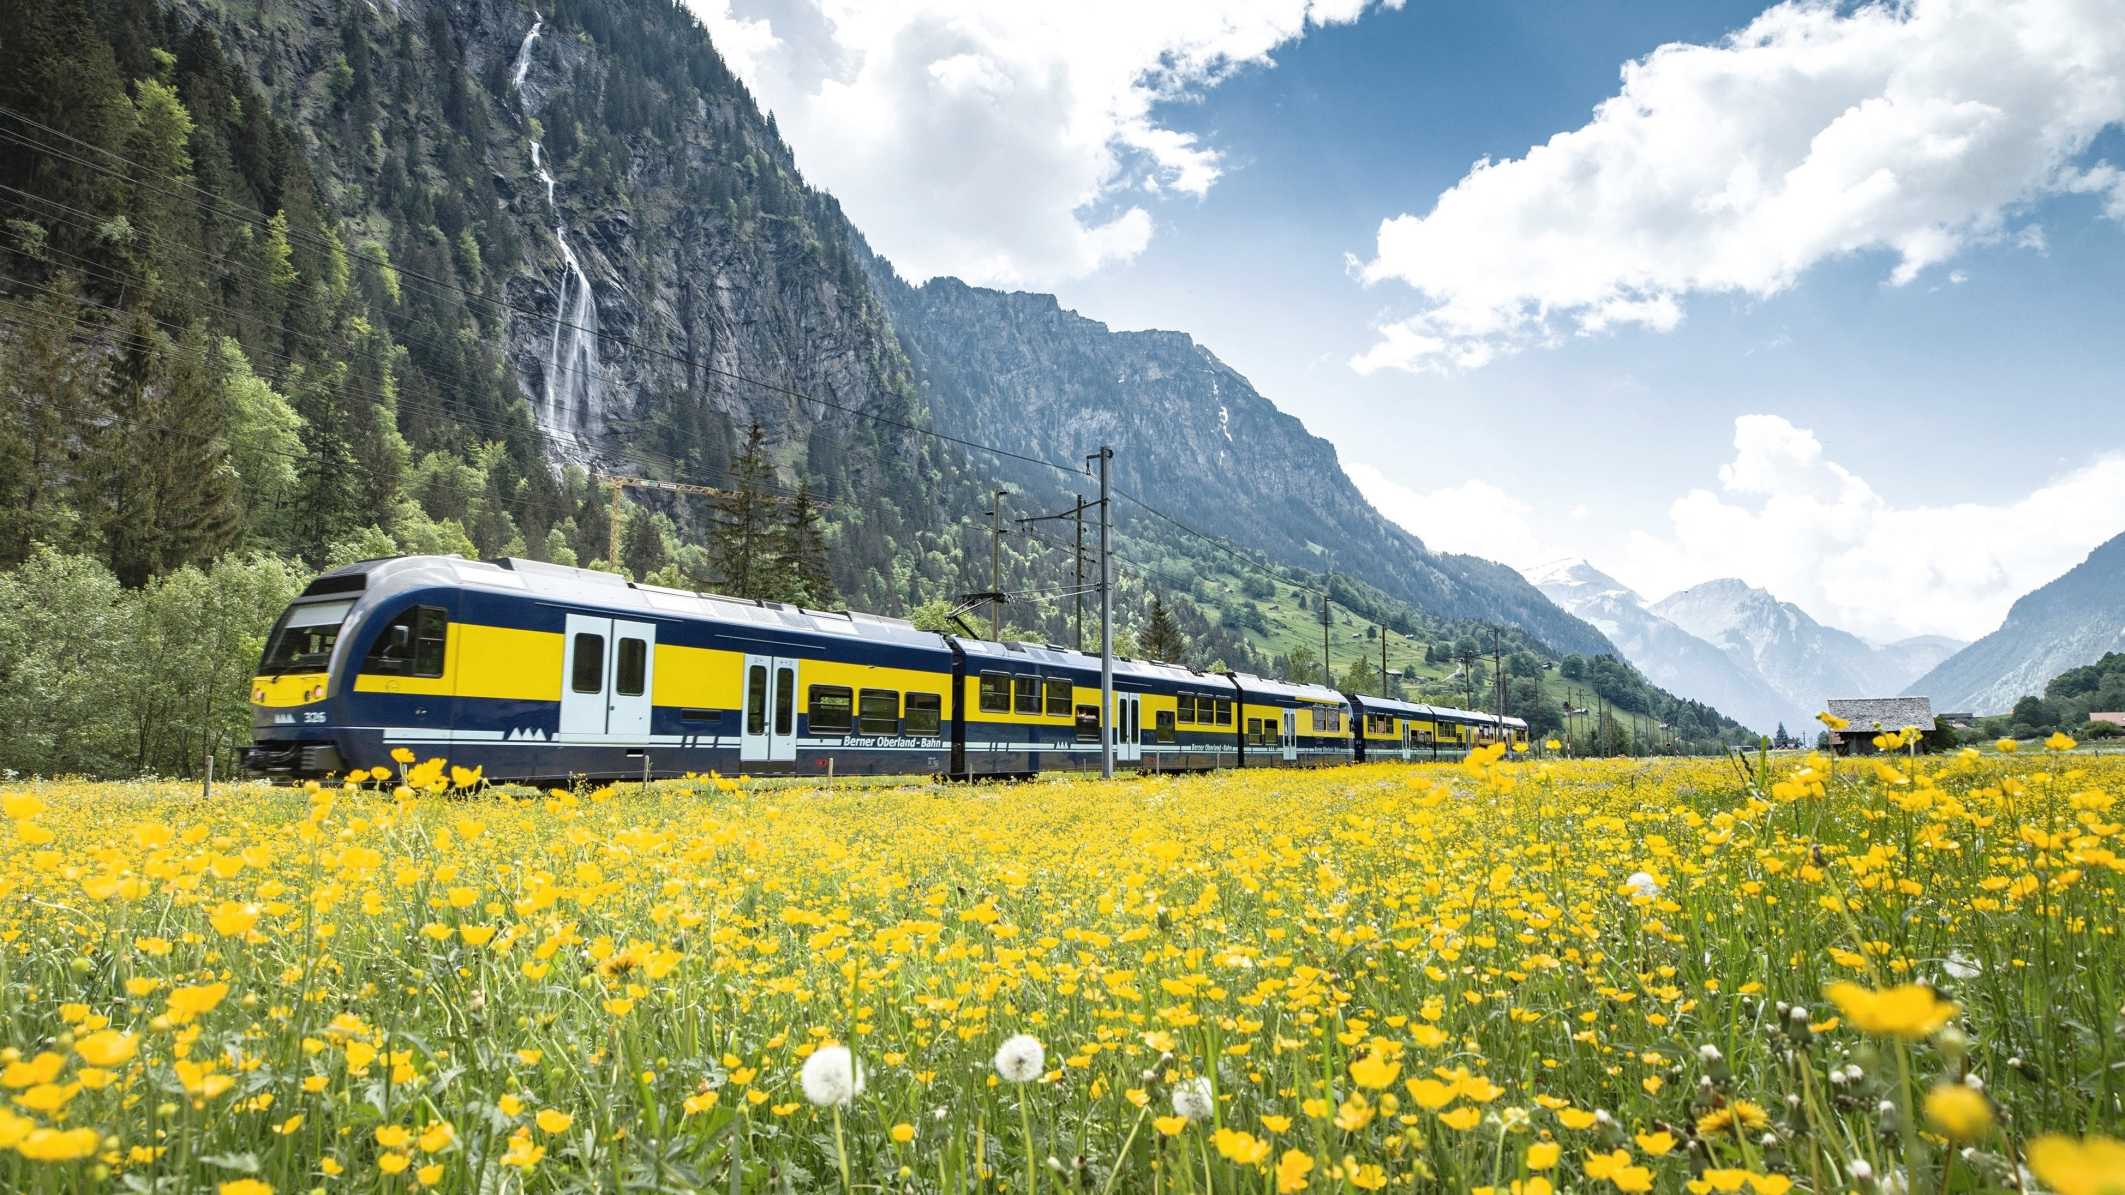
[1227, 672, 1347, 706]
[956, 638, 1233, 690]
[326, 555, 956, 653]
[1347, 693, 1433, 719]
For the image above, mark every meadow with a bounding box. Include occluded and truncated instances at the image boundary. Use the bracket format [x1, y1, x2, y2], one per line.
[0, 744, 2120, 1194]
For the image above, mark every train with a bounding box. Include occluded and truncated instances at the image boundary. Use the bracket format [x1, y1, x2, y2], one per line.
[246, 555, 1528, 783]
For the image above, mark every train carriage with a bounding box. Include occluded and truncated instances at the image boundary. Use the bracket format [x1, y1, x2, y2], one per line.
[1227, 673, 1350, 768]
[250, 556, 961, 782]
[1346, 693, 1434, 762]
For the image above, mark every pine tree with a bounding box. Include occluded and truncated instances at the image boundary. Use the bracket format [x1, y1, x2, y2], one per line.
[619, 505, 668, 580]
[775, 481, 836, 608]
[0, 281, 93, 563]
[1140, 594, 1186, 663]
[86, 318, 241, 584]
[708, 422, 779, 599]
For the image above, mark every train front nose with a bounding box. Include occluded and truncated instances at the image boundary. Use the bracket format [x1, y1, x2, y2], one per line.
[247, 672, 347, 779]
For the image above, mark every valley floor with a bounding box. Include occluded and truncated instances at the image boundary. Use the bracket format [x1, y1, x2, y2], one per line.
[1, 753, 2119, 1192]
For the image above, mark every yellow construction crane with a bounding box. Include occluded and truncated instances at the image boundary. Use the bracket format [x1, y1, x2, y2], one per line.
[596, 472, 726, 567]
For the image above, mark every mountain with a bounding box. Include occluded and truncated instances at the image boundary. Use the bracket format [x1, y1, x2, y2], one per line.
[1872, 635, 1965, 688]
[1908, 531, 2125, 713]
[1651, 578, 1958, 727]
[1523, 560, 1791, 734]
[3, 0, 1660, 701]
[876, 278, 1613, 658]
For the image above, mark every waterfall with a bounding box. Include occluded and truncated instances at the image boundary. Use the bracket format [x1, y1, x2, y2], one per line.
[511, 13, 601, 447]
[511, 16, 541, 92]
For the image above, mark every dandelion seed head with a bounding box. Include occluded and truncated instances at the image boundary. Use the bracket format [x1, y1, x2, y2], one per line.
[799, 1045, 863, 1107]
[1171, 1076, 1214, 1122]
[994, 1034, 1044, 1083]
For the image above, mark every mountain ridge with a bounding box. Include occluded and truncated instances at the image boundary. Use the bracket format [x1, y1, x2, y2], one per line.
[1907, 530, 2125, 713]
[874, 275, 1617, 658]
[1526, 561, 1796, 734]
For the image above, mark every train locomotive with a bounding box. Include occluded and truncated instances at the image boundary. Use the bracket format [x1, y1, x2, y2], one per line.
[247, 555, 1527, 783]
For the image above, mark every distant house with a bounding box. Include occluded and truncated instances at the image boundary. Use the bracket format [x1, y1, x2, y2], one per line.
[2091, 712, 2125, 730]
[1935, 711, 1977, 730]
[1826, 697, 1937, 755]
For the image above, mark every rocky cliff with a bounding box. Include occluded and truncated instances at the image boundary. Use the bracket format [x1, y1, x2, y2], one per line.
[878, 276, 1615, 657]
[157, 0, 997, 606]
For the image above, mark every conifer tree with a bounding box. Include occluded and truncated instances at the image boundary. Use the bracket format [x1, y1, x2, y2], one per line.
[1140, 594, 1186, 663]
[0, 281, 93, 564]
[775, 481, 836, 608]
[619, 505, 669, 580]
[708, 422, 778, 599]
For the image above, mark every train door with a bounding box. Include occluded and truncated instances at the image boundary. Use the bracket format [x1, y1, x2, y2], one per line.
[1281, 709, 1298, 763]
[1114, 692, 1142, 763]
[740, 654, 799, 764]
[559, 615, 656, 738]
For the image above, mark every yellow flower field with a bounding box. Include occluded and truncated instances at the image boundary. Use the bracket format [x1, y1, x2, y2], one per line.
[1, 745, 2121, 1193]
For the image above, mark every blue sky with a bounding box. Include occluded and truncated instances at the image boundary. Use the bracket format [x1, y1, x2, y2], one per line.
[700, 0, 2125, 642]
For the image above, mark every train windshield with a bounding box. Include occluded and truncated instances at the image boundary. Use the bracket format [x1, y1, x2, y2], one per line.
[258, 600, 356, 675]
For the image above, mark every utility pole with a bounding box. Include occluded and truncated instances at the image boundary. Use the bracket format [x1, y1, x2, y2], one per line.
[1494, 625, 1506, 728]
[1074, 501, 1085, 653]
[987, 489, 1008, 641]
[1093, 448, 1114, 779]
[1019, 497, 1096, 653]
[1380, 626, 1389, 696]
[1320, 572, 1332, 683]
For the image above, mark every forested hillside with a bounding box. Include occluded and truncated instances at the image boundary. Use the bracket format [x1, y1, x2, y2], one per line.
[0, 0, 1753, 776]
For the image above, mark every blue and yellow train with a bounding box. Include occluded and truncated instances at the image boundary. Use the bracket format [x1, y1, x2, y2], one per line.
[247, 555, 1527, 783]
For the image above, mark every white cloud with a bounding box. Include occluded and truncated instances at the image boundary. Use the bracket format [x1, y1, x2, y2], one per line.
[1611, 415, 2125, 642]
[1349, 0, 2125, 374]
[687, 0, 1400, 287]
[1346, 462, 1558, 567]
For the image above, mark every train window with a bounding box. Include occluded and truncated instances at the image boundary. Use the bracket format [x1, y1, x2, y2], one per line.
[979, 672, 1011, 713]
[363, 606, 449, 678]
[775, 669, 794, 737]
[808, 685, 853, 734]
[615, 638, 647, 697]
[1075, 704, 1100, 743]
[260, 599, 354, 675]
[1176, 695, 1194, 723]
[1246, 717, 1262, 745]
[858, 689, 899, 735]
[1013, 675, 1039, 715]
[1043, 678, 1071, 716]
[905, 693, 941, 736]
[1155, 710, 1175, 744]
[1217, 699, 1233, 726]
[572, 633, 605, 694]
[747, 665, 767, 735]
